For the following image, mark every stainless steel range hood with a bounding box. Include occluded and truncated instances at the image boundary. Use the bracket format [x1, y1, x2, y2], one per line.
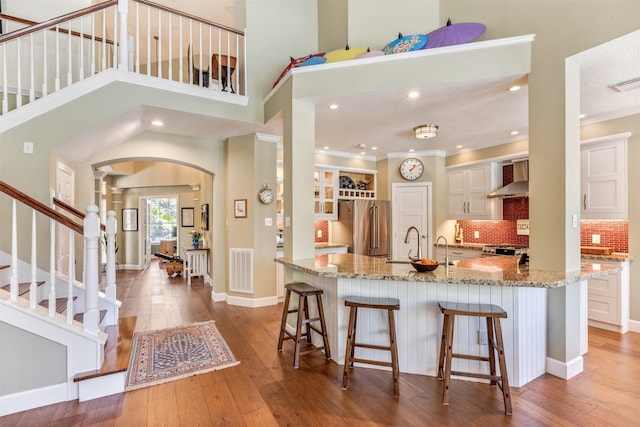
[487, 159, 529, 199]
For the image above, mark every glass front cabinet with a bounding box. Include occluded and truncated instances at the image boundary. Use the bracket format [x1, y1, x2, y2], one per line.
[314, 168, 337, 220]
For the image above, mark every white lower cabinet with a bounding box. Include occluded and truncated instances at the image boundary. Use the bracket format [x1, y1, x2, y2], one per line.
[276, 249, 284, 299]
[587, 260, 629, 333]
[315, 246, 348, 255]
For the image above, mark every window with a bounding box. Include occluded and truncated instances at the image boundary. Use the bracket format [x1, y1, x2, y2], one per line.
[147, 197, 177, 244]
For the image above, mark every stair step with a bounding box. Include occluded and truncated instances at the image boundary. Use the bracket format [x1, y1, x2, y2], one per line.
[39, 296, 77, 314]
[73, 309, 108, 324]
[74, 316, 137, 382]
[1, 281, 45, 296]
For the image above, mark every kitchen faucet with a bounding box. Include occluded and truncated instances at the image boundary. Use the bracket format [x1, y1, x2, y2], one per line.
[436, 235, 450, 275]
[404, 226, 422, 261]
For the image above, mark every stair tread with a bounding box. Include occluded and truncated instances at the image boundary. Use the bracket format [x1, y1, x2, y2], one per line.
[73, 309, 108, 323]
[39, 296, 77, 314]
[74, 316, 137, 382]
[1, 281, 45, 296]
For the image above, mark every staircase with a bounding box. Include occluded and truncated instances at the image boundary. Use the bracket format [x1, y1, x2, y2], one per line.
[0, 181, 124, 416]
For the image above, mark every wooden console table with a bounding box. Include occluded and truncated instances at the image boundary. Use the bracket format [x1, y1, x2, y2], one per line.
[182, 246, 210, 285]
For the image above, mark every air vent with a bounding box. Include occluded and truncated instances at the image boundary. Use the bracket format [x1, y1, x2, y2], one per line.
[229, 248, 254, 294]
[610, 77, 640, 92]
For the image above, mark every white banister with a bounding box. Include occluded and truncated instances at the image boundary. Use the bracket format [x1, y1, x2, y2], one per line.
[83, 205, 101, 335]
[29, 210, 37, 309]
[29, 33, 35, 101]
[105, 210, 117, 301]
[10, 200, 18, 302]
[2, 43, 7, 114]
[42, 30, 48, 96]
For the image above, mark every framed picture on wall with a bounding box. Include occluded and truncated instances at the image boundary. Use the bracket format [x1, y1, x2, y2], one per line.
[122, 208, 138, 232]
[200, 203, 209, 230]
[234, 199, 247, 218]
[181, 207, 194, 227]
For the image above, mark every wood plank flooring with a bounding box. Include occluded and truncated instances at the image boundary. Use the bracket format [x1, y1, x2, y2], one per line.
[3, 259, 640, 426]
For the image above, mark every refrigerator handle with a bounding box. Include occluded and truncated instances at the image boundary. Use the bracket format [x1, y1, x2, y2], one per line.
[371, 205, 379, 249]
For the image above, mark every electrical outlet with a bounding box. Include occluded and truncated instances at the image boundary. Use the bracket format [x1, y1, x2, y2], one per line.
[478, 330, 489, 345]
[317, 229, 322, 238]
[474, 230, 479, 239]
[23, 141, 34, 154]
[592, 234, 600, 244]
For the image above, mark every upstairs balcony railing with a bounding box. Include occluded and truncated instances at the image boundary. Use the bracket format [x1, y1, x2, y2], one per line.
[0, 0, 246, 116]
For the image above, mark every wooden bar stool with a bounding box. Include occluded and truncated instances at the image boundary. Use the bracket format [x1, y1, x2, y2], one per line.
[342, 296, 400, 396]
[437, 301, 512, 414]
[277, 282, 331, 369]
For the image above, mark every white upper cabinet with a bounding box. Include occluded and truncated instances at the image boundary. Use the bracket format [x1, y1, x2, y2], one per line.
[581, 134, 628, 219]
[447, 163, 502, 220]
[314, 168, 338, 220]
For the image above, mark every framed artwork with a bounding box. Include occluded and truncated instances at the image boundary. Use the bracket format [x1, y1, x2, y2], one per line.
[234, 199, 247, 218]
[200, 203, 209, 230]
[181, 207, 194, 227]
[122, 208, 138, 232]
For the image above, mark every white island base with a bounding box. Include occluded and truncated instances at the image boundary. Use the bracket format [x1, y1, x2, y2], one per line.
[303, 273, 549, 388]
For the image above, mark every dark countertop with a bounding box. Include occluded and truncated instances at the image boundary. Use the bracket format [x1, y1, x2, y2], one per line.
[274, 253, 619, 289]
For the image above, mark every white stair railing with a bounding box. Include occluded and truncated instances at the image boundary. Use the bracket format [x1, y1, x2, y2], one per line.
[0, 0, 246, 116]
[1, 180, 117, 337]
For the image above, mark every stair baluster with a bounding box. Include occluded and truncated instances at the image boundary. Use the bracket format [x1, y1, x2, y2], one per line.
[29, 210, 37, 309]
[66, 227, 75, 324]
[105, 211, 117, 301]
[48, 204, 57, 317]
[10, 199, 19, 301]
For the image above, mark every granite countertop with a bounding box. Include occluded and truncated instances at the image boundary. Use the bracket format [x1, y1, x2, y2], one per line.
[277, 242, 349, 250]
[580, 252, 632, 262]
[274, 253, 620, 289]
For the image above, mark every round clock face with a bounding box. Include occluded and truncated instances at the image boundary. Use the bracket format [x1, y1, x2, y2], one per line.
[399, 157, 424, 181]
[258, 187, 274, 205]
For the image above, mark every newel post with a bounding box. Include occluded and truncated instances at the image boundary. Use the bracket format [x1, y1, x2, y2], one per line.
[118, 0, 129, 71]
[105, 210, 117, 301]
[83, 205, 101, 335]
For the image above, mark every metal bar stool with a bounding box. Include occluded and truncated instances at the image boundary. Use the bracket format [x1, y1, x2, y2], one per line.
[437, 301, 512, 414]
[342, 296, 400, 396]
[277, 282, 331, 368]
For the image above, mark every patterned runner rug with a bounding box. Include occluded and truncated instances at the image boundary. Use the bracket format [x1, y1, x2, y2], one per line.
[125, 320, 239, 391]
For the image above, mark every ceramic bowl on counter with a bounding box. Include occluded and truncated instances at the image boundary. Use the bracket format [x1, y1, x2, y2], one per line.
[411, 260, 439, 272]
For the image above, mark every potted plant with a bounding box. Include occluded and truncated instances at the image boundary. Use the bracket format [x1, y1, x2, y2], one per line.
[189, 230, 203, 248]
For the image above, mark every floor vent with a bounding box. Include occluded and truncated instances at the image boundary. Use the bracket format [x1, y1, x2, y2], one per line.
[229, 248, 254, 294]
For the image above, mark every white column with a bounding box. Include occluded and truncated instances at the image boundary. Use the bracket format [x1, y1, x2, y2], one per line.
[118, 0, 129, 71]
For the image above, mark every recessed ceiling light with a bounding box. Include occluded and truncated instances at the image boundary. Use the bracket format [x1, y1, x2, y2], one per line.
[456, 145, 463, 149]
[151, 120, 164, 126]
[508, 85, 521, 92]
[371, 146, 378, 150]
[409, 149, 415, 153]
[329, 104, 339, 110]
[510, 131, 519, 136]
[323, 146, 330, 150]
[579, 114, 586, 119]
[360, 151, 366, 155]
[408, 91, 419, 98]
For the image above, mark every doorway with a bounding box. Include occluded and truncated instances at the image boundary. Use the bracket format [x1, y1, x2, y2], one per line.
[56, 161, 74, 275]
[392, 183, 432, 260]
[140, 196, 178, 270]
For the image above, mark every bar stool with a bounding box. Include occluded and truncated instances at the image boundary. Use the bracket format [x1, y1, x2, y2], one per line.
[277, 282, 331, 369]
[342, 296, 400, 396]
[437, 301, 512, 414]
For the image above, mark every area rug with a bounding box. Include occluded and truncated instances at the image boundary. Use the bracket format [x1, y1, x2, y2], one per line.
[125, 321, 239, 391]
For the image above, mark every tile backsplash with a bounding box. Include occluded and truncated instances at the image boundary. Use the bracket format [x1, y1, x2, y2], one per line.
[581, 220, 628, 253]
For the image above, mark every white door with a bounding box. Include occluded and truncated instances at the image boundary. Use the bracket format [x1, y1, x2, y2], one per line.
[392, 183, 431, 260]
[56, 161, 74, 275]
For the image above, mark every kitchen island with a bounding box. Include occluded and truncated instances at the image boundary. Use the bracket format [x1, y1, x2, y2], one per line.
[274, 253, 619, 387]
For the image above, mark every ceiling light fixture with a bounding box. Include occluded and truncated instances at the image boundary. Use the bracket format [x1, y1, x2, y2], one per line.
[151, 120, 164, 126]
[510, 130, 519, 136]
[329, 104, 339, 110]
[610, 76, 640, 92]
[413, 124, 439, 139]
[408, 91, 419, 98]
[508, 85, 521, 92]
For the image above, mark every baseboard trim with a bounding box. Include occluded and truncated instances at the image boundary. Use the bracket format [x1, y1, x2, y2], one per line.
[78, 372, 125, 402]
[0, 383, 67, 417]
[223, 294, 278, 308]
[628, 319, 640, 333]
[546, 355, 583, 380]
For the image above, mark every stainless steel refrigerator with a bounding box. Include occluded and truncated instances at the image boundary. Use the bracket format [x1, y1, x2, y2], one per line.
[332, 200, 390, 257]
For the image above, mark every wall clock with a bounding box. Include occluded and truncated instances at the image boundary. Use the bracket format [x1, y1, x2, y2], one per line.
[258, 184, 274, 205]
[399, 157, 424, 181]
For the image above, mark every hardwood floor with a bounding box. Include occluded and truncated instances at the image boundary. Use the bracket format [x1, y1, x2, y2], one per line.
[3, 260, 640, 426]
